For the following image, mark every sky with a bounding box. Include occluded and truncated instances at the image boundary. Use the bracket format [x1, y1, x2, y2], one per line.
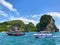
[0, 0, 60, 30]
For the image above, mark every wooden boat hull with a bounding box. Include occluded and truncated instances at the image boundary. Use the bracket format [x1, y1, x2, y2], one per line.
[7, 32, 25, 36]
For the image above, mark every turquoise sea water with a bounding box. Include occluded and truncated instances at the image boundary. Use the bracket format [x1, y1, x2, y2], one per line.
[0, 32, 60, 45]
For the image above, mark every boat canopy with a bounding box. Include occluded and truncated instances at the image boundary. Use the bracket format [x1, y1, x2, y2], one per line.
[40, 31, 51, 34]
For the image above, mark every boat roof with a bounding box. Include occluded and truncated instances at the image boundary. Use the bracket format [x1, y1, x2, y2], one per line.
[40, 31, 51, 33]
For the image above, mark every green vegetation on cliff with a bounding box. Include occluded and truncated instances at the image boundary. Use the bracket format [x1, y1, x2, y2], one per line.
[0, 20, 37, 32]
[0, 14, 59, 32]
[25, 22, 37, 32]
[36, 14, 59, 32]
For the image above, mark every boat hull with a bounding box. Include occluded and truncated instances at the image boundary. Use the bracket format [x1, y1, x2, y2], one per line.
[34, 34, 52, 38]
[7, 32, 25, 36]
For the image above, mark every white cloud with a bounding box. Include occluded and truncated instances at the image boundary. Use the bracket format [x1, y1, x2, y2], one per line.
[32, 15, 39, 18]
[0, 20, 7, 23]
[0, 10, 38, 25]
[19, 17, 39, 25]
[47, 12, 60, 18]
[31, 14, 42, 18]
[0, 10, 8, 17]
[31, 12, 60, 19]
[57, 25, 60, 29]
[0, 0, 19, 15]
[0, 11, 60, 26]
[8, 12, 60, 25]
[31, 12, 60, 30]
[8, 16, 39, 25]
[0, 0, 16, 11]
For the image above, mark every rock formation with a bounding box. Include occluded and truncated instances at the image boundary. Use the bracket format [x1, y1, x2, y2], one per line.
[36, 14, 59, 32]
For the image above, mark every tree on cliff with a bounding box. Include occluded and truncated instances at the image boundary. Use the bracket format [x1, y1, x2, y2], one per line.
[0, 20, 37, 32]
[25, 22, 37, 32]
[36, 14, 59, 32]
[0, 20, 25, 32]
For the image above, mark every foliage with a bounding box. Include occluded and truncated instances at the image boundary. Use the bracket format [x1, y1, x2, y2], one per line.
[0, 15, 59, 32]
[36, 14, 59, 32]
[0, 20, 37, 32]
[25, 22, 37, 32]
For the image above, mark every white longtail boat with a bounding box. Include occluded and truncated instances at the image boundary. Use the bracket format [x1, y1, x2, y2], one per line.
[34, 31, 52, 38]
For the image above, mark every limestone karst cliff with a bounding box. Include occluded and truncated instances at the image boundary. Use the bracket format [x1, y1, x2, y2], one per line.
[36, 14, 59, 32]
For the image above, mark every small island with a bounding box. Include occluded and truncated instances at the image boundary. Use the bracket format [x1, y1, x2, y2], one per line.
[0, 14, 59, 33]
[36, 14, 59, 32]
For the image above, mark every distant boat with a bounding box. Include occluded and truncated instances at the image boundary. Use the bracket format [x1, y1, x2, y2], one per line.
[34, 31, 52, 38]
[6, 24, 25, 36]
[7, 31, 25, 36]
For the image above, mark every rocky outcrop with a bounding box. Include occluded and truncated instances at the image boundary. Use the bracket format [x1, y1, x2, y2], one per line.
[36, 14, 59, 32]
[45, 19, 58, 32]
